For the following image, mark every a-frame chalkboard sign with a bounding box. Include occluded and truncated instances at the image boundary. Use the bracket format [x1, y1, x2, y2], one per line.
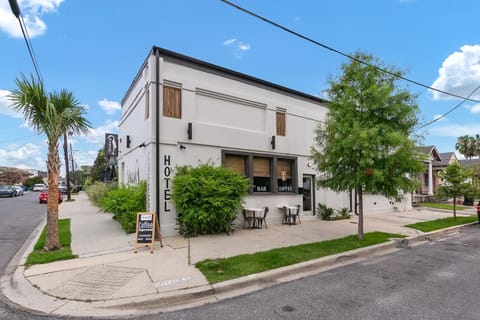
[134, 212, 163, 253]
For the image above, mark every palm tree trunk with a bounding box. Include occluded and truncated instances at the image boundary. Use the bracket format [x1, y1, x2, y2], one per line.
[45, 142, 61, 251]
[358, 186, 364, 240]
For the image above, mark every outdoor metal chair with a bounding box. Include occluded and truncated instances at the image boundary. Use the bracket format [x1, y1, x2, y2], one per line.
[242, 209, 255, 229]
[255, 206, 269, 229]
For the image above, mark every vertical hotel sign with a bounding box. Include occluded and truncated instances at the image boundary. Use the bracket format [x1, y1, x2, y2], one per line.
[163, 155, 172, 212]
[105, 133, 118, 157]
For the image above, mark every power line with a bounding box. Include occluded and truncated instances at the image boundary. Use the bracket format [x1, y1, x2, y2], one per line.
[220, 0, 480, 104]
[418, 84, 480, 129]
[9, 0, 44, 85]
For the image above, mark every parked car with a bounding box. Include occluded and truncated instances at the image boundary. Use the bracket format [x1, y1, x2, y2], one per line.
[59, 185, 67, 194]
[14, 185, 24, 196]
[33, 183, 46, 192]
[39, 191, 63, 204]
[0, 185, 16, 197]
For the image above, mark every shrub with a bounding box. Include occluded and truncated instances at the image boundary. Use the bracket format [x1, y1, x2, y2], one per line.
[337, 207, 351, 219]
[172, 164, 250, 236]
[317, 203, 334, 220]
[100, 181, 146, 234]
[85, 181, 116, 206]
[317, 204, 351, 220]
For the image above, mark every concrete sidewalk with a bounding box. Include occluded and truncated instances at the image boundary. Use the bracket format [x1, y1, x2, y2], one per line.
[1, 192, 476, 317]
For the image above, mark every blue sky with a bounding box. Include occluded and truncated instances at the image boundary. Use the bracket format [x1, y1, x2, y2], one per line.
[1, 0, 479, 174]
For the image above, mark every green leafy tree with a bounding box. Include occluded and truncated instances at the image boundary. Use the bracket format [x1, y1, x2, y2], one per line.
[90, 148, 107, 182]
[9, 74, 91, 251]
[24, 176, 45, 189]
[312, 52, 425, 240]
[437, 163, 472, 219]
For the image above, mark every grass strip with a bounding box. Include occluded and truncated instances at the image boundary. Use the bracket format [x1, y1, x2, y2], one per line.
[196, 231, 403, 284]
[420, 203, 468, 211]
[25, 219, 76, 266]
[406, 215, 478, 232]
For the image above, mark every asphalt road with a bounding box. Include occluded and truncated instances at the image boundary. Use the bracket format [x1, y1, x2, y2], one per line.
[1, 200, 480, 319]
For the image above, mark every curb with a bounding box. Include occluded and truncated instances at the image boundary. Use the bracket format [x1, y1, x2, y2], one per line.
[2, 221, 478, 316]
[111, 222, 479, 312]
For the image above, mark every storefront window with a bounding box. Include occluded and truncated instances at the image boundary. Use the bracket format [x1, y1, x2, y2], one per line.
[222, 151, 296, 194]
[224, 154, 246, 176]
[277, 159, 293, 192]
[253, 157, 271, 192]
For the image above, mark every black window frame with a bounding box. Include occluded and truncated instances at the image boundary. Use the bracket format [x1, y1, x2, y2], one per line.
[222, 150, 298, 195]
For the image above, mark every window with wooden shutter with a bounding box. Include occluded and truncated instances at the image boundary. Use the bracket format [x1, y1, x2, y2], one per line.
[163, 86, 181, 119]
[224, 155, 246, 176]
[277, 159, 293, 192]
[276, 111, 285, 136]
[253, 157, 271, 192]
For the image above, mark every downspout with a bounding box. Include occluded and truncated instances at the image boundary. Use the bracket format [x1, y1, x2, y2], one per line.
[155, 48, 161, 228]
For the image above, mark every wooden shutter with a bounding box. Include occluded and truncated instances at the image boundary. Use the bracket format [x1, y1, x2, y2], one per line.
[253, 157, 271, 177]
[277, 159, 292, 179]
[163, 86, 181, 118]
[225, 155, 246, 176]
[276, 111, 285, 136]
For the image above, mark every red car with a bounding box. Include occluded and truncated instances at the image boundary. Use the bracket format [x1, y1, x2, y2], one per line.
[39, 191, 63, 204]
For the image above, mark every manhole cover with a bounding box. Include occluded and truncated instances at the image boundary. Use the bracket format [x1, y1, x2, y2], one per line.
[282, 305, 295, 312]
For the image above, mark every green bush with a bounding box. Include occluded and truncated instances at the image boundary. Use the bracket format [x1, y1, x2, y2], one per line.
[317, 203, 334, 220]
[100, 182, 146, 234]
[172, 164, 250, 236]
[85, 181, 116, 206]
[317, 204, 351, 220]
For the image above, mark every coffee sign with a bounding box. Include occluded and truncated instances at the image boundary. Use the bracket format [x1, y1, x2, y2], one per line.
[134, 212, 162, 253]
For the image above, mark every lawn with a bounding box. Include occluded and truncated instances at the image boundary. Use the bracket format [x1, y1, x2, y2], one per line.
[406, 215, 478, 232]
[420, 203, 469, 211]
[196, 231, 404, 284]
[25, 219, 76, 266]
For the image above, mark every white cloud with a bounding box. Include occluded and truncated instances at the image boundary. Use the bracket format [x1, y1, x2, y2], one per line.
[98, 98, 121, 115]
[0, 0, 63, 38]
[468, 103, 480, 114]
[238, 42, 250, 51]
[84, 120, 119, 145]
[0, 89, 23, 118]
[431, 44, 480, 100]
[223, 37, 251, 59]
[223, 38, 237, 46]
[0, 142, 45, 170]
[429, 123, 480, 138]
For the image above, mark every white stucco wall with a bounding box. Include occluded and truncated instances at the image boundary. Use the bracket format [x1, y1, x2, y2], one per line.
[119, 48, 404, 236]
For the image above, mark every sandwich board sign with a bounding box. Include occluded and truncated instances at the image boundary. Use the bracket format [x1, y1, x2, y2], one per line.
[134, 212, 162, 253]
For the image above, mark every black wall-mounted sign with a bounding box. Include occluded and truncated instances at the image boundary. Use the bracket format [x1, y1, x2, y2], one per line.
[105, 133, 118, 156]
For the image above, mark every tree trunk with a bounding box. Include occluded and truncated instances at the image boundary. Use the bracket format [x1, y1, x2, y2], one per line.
[45, 141, 61, 251]
[358, 186, 364, 240]
[453, 195, 457, 220]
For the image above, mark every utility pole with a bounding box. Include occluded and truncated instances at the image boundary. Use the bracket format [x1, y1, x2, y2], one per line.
[70, 143, 75, 189]
[63, 132, 71, 201]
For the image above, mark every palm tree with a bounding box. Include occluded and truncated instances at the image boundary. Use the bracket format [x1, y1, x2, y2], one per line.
[456, 135, 476, 159]
[9, 74, 91, 251]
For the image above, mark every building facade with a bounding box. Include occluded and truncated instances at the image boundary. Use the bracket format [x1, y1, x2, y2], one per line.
[119, 47, 411, 236]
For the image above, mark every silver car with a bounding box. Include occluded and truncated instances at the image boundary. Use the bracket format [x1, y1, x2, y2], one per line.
[14, 186, 24, 196]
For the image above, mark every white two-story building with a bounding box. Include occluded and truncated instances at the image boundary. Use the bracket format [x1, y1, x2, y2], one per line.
[119, 46, 411, 236]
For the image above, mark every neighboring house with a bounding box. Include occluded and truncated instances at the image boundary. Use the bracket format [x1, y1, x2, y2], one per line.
[433, 152, 457, 190]
[417, 147, 458, 196]
[119, 46, 413, 236]
[418, 146, 441, 195]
